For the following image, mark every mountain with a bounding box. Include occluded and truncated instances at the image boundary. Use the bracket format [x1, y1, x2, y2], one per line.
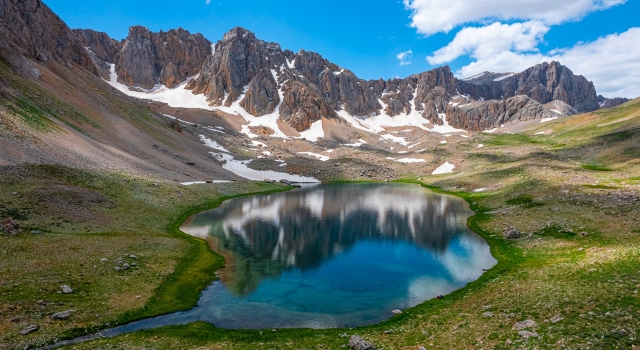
[84, 26, 605, 134]
[0, 0, 630, 142]
[462, 71, 515, 85]
[597, 94, 630, 109]
[0, 0, 97, 77]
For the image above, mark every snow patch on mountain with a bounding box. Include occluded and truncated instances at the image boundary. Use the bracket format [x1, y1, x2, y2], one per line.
[432, 162, 455, 175]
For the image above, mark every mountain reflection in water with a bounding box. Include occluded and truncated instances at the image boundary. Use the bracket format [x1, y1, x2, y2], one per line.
[182, 183, 482, 296]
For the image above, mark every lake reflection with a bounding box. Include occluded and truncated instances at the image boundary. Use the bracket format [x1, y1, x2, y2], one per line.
[105, 183, 496, 333]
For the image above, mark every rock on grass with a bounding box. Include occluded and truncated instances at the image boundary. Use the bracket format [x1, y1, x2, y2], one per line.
[20, 325, 39, 335]
[349, 335, 375, 350]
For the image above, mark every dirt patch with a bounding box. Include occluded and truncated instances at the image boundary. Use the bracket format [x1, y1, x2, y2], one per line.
[25, 184, 115, 222]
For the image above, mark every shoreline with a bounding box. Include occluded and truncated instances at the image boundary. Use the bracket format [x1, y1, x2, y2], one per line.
[39, 180, 505, 349]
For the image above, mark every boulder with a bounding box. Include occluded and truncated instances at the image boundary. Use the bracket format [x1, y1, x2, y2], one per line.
[518, 330, 539, 339]
[348, 335, 375, 350]
[513, 319, 537, 330]
[503, 226, 521, 239]
[1, 218, 21, 235]
[20, 325, 39, 335]
[51, 310, 72, 320]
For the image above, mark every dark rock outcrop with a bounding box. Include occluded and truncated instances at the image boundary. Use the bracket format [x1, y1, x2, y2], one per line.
[239, 68, 280, 116]
[73, 29, 121, 63]
[73, 28, 122, 78]
[457, 62, 599, 113]
[188, 27, 286, 106]
[116, 26, 211, 89]
[1, 217, 21, 235]
[280, 80, 337, 131]
[445, 95, 557, 131]
[0, 0, 98, 77]
[597, 95, 630, 109]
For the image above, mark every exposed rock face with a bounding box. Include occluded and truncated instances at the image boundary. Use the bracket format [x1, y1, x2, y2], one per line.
[188, 27, 286, 106]
[544, 100, 578, 116]
[445, 95, 557, 131]
[0, 0, 98, 77]
[239, 68, 280, 116]
[463, 71, 515, 85]
[457, 62, 599, 113]
[597, 95, 630, 109]
[116, 26, 211, 89]
[73, 29, 121, 63]
[73, 29, 122, 78]
[280, 80, 337, 131]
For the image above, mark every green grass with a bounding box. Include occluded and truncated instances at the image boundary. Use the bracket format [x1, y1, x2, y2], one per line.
[583, 184, 620, 189]
[506, 195, 534, 205]
[582, 163, 613, 171]
[0, 165, 294, 348]
[482, 133, 540, 146]
[4, 97, 52, 131]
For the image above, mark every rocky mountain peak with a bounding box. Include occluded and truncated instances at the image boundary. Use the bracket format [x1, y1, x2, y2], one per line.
[115, 25, 211, 89]
[222, 26, 255, 42]
[0, 0, 98, 77]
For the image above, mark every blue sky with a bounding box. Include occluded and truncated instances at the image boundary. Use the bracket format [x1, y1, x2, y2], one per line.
[46, 0, 640, 97]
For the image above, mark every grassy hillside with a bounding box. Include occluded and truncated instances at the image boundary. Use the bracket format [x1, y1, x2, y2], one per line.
[0, 165, 290, 349]
[49, 100, 640, 349]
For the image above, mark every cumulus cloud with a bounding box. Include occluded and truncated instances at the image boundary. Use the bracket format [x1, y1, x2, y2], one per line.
[404, 0, 626, 36]
[449, 28, 640, 98]
[397, 50, 413, 66]
[205, 0, 211, 4]
[427, 21, 549, 65]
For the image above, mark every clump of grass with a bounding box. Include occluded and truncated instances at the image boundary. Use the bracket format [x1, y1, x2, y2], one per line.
[583, 184, 619, 189]
[482, 133, 540, 146]
[533, 223, 578, 239]
[505, 194, 544, 208]
[0, 207, 29, 220]
[506, 195, 534, 205]
[582, 163, 613, 171]
[4, 97, 51, 131]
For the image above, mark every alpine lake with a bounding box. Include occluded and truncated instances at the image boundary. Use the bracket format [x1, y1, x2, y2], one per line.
[104, 183, 496, 335]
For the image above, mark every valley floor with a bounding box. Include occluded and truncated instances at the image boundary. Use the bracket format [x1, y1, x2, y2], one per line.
[2, 74, 640, 348]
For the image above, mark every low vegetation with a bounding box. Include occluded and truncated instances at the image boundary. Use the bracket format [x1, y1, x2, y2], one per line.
[0, 165, 290, 349]
[1, 97, 639, 349]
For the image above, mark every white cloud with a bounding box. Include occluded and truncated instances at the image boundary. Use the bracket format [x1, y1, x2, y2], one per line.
[427, 21, 549, 65]
[447, 28, 640, 98]
[205, 0, 211, 4]
[397, 50, 413, 66]
[404, 0, 626, 36]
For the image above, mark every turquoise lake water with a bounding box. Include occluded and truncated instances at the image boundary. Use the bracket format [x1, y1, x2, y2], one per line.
[103, 183, 496, 333]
